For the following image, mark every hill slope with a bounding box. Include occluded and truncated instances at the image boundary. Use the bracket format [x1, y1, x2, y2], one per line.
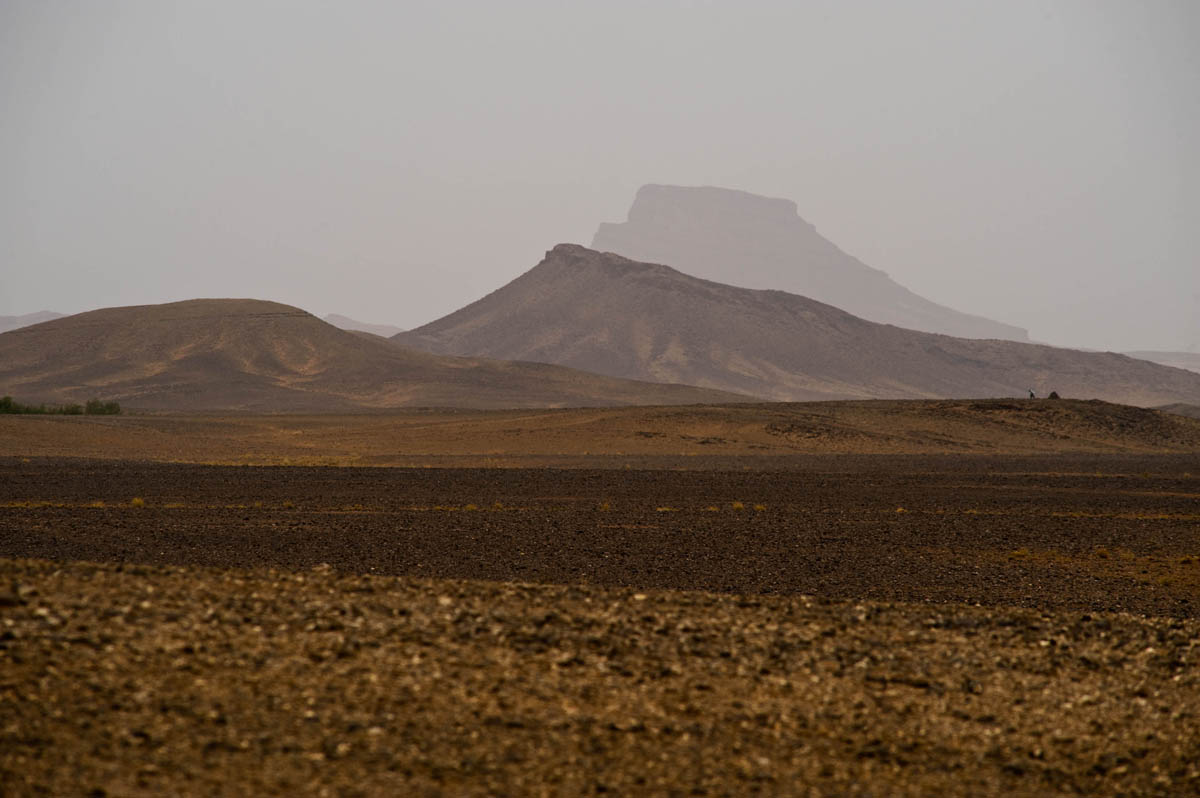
[593, 185, 1027, 341]
[395, 245, 1200, 407]
[0, 299, 745, 411]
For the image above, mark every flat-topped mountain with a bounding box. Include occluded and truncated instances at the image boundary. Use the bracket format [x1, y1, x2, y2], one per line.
[592, 185, 1027, 341]
[0, 311, 64, 334]
[0, 299, 745, 411]
[395, 244, 1200, 407]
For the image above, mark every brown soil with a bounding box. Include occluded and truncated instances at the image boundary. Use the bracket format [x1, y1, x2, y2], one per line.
[3, 457, 1199, 618]
[3, 455, 1200, 795]
[4, 398, 1199, 468]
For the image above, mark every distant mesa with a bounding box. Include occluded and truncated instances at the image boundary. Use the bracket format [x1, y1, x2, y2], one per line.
[323, 313, 406, 339]
[592, 184, 1028, 341]
[0, 298, 745, 412]
[0, 311, 64, 334]
[395, 243, 1200, 407]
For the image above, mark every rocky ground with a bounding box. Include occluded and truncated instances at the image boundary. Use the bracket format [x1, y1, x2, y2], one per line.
[2, 454, 1200, 796]
[2, 456, 1199, 617]
[3, 559, 1198, 797]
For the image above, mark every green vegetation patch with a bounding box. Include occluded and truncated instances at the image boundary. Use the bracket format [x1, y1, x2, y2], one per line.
[0, 396, 121, 415]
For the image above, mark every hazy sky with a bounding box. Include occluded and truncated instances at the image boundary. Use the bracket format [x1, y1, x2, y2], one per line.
[2, 0, 1197, 351]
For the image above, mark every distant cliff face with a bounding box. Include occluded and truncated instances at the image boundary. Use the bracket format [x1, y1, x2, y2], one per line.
[593, 185, 1028, 342]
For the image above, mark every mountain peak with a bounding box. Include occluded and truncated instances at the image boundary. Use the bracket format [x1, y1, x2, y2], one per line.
[546, 242, 595, 259]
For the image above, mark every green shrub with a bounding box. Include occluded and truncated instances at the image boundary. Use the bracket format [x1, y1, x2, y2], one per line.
[85, 398, 121, 415]
[0, 395, 119, 415]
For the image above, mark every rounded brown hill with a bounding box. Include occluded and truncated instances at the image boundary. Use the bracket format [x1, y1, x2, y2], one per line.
[395, 244, 1200, 407]
[0, 299, 744, 411]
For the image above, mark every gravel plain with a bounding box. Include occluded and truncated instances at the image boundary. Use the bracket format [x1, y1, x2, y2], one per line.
[2, 455, 1200, 796]
[3, 558, 1199, 797]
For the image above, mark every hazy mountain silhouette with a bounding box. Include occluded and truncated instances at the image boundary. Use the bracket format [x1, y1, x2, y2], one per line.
[0, 311, 64, 334]
[323, 313, 406, 339]
[1157, 403, 1200, 420]
[0, 299, 746, 411]
[396, 244, 1200, 407]
[1125, 351, 1200, 376]
[592, 185, 1028, 341]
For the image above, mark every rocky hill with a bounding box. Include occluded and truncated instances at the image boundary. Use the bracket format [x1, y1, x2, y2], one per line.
[395, 244, 1200, 406]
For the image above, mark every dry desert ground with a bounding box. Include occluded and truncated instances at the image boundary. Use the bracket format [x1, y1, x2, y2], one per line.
[2, 401, 1200, 796]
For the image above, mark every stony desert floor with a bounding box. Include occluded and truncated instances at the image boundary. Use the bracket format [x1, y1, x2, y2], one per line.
[4, 557, 1198, 797]
[2, 454, 1200, 795]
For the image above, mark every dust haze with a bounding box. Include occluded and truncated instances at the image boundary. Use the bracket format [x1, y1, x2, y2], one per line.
[1, 0, 1197, 352]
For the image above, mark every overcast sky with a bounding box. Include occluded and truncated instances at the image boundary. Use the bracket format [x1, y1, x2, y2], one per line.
[2, 0, 1197, 351]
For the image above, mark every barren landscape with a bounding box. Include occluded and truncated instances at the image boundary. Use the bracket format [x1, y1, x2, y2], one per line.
[3, 442, 1200, 795]
[7, 2, 1198, 795]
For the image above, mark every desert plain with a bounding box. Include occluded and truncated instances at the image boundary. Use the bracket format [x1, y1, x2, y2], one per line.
[3, 399, 1200, 796]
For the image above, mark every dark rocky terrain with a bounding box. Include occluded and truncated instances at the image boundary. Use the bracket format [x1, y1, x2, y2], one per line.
[0, 299, 743, 411]
[395, 245, 1200, 406]
[593, 184, 1027, 340]
[3, 456, 1199, 617]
